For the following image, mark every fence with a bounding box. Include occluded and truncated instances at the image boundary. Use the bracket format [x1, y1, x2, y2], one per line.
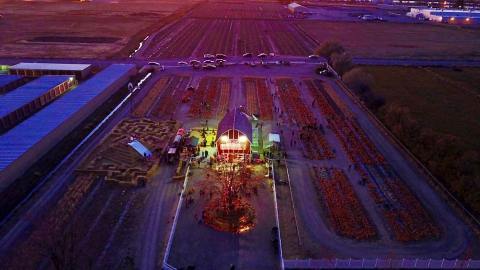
[284, 258, 480, 269]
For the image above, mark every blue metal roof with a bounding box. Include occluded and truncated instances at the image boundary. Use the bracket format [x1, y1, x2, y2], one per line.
[0, 64, 135, 172]
[431, 11, 480, 18]
[0, 76, 71, 119]
[0, 75, 22, 88]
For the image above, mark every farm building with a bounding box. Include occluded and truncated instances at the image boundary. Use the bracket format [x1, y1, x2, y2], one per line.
[0, 75, 27, 94]
[407, 8, 480, 24]
[9, 63, 93, 79]
[216, 107, 252, 161]
[0, 64, 136, 190]
[0, 76, 75, 133]
[288, 2, 310, 15]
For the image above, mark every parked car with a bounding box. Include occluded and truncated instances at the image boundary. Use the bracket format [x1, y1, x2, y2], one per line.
[202, 64, 217, 70]
[359, 14, 384, 21]
[242, 52, 253, 58]
[215, 59, 226, 66]
[203, 53, 215, 59]
[316, 64, 333, 77]
[258, 53, 268, 58]
[146, 62, 165, 71]
[203, 59, 215, 64]
[178, 61, 188, 65]
[190, 59, 201, 65]
[308, 54, 320, 59]
[215, 53, 227, 59]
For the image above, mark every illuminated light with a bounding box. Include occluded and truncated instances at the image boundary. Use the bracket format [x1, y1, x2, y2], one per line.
[221, 135, 228, 142]
[69, 77, 74, 82]
[450, 17, 455, 21]
[466, 17, 470, 22]
[239, 135, 248, 143]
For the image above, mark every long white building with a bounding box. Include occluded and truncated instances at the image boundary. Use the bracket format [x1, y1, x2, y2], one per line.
[407, 8, 480, 23]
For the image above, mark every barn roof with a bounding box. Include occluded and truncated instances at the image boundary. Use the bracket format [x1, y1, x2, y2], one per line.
[10, 62, 91, 72]
[0, 75, 22, 89]
[0, 64, 135, 174]
[216, 108, 252, 142]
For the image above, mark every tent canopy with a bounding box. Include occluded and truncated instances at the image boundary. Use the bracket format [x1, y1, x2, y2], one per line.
[128, 140, 152, 157]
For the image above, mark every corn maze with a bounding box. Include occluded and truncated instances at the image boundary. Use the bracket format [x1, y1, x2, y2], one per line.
[76, 118, 179, 186]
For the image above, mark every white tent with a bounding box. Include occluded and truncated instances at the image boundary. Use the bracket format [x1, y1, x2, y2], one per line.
[128, 140, 152, 158]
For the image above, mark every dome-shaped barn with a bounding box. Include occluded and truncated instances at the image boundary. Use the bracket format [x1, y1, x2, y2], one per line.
[215, 107, 252, 161]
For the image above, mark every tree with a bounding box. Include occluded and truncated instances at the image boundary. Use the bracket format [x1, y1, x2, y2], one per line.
[343, 68, 374, 94]
[314, 40, 345, 60]
[330, 52, 353, 76]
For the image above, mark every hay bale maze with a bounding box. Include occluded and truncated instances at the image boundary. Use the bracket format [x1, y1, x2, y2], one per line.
[76, 118, 180, 186]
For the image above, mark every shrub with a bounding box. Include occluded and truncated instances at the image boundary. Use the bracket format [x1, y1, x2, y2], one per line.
[315, 40, 345, 60]
[330, 52, 353, 76]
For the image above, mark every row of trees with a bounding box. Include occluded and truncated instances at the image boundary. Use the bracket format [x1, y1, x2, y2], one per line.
[315, 41, 385, 112]
[380, 104, 480, 216]
[314, 40, 480, 216]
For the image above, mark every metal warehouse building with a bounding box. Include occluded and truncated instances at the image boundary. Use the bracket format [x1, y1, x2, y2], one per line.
[0, 75, 26, 94]
[407, 8, 480, 24]
[0, 76, 74, 133]
[9, 63, 93, 80]
[0, 64, 136, 190]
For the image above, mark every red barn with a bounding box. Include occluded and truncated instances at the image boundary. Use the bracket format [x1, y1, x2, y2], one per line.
[216, 108, 252, 161]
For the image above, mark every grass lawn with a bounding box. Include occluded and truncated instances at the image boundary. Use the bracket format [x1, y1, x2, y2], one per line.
[364, 66, 480, 151]
[297, 21, 480, 60]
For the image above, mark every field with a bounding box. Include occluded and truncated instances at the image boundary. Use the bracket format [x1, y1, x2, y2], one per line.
[146, 18, 317, 58]
[133, 75, 191, 119]
[243, 77, 273, 120]
[2, 0, 480, 265]
[297, 21, 480, 59]
[190, 1, 287, 19]
[364, 66, 480, 150]
[364, 66, 480, 216]
[0, 0, 193, 58]
[188, 76, 232, 119]
[304, 79, 440, 242]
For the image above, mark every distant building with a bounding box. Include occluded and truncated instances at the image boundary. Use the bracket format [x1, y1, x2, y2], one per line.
[9, 63, 93, 80]
[407, 8, 480, 23]
[288, 2, 310, 16]
[394, 0, 479, 9]
[0, 75, 74, 133]
[0, 75, 27, 94]
[0, 64, 136, 190]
